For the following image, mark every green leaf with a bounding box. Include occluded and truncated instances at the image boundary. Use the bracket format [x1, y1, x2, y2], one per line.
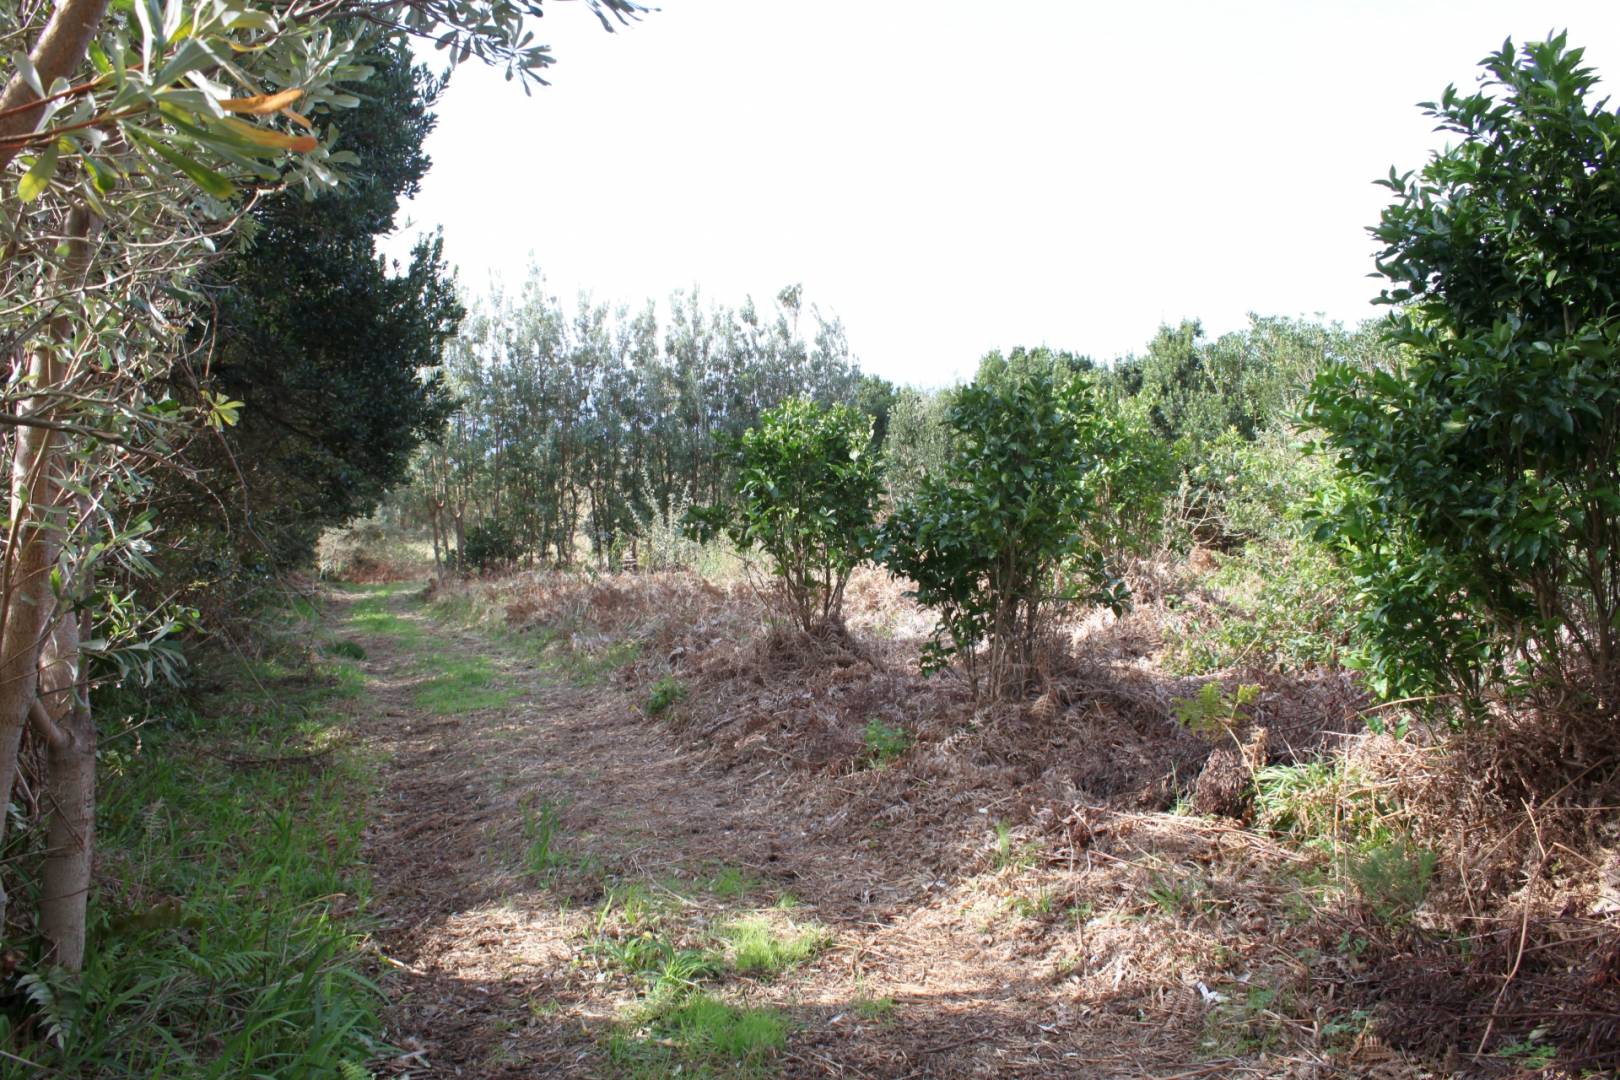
[18, 141, 59, 202]
[131, 130, 236, 199]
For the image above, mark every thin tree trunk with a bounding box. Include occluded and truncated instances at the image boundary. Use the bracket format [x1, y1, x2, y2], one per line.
[0, 207, 95, 932]
[37, 607, 94, 970]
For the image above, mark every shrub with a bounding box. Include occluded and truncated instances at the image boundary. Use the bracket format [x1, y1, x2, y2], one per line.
[689, 398, 882, 633]
[1306, 35, 1620, 715]
[880, 351, 1151, 698]
[460, 517, 522, 573]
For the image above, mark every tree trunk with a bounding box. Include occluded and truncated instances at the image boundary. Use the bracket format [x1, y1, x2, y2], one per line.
[0, 206, 95, 942]
[37, 609, 94, 970]
[0, 0, 111, 172]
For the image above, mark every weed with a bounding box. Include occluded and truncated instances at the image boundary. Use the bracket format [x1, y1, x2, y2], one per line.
[860, 718, 913, 766]
[609, 991, 788, 1074]
[520, 798, 565, 879]
[413, 655, 518, 714]
[990, 820, 1038, 871]
[1496, 1027, 1557, 1069]
[724, 917, 830, 977]
[706, 865, 759, 900]
[326, 639, 367, 660]
[1202, 982, 1289, 1055]
[852, 996, 897, 1022]
[1347, 842, 1436, 923]
[1005, 888, 1058, 919]
[644, 674, 686, 715]
[1145, 870, 1215, 918]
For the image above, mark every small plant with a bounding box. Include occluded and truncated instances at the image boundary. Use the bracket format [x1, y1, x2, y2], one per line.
[860, 718, 912, 767]
[1173, 681, 1261, 742]
[990, 820, 1038, 871]
[1005, 888, 1058, 920]
[325, 639, 367, 660]
[852, 996, 897, 1023]
[643, 675, 685, 716]
[1346, 841, 1436, 923]
[706, 865, 758, 900]
[520, 798, 565, 879]
[724, 917, 830, 977]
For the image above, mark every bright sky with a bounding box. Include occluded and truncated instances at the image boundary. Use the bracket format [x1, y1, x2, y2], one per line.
[381, 1, 1620, 387]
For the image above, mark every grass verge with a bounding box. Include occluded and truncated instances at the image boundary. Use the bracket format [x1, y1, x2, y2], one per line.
[0, 599, 384, 1078]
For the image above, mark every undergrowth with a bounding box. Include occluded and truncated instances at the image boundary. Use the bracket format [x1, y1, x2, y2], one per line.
[0, 598, 384, 1078]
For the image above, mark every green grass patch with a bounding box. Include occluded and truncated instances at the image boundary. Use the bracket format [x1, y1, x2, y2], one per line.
[0, 655, 383, 1077]
[608, 991, 788, 1076]
[723, 917, 830, 978]
[413, 654, 519, 714]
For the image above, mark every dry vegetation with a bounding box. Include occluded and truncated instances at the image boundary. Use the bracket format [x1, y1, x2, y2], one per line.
[362, 561, 1620, 1078]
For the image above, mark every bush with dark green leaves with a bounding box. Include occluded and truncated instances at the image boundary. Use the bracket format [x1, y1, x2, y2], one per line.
[1306, 35, 1620, 716]
[461, 517, 523, 572]
[690, 398, 882, 633]
[881, 351, 1151, 699]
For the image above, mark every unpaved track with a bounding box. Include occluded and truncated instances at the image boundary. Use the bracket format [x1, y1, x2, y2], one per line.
[335, 583, 1237, 1079]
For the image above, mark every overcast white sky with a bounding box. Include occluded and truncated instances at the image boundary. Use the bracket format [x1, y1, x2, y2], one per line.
[379, 1, 1620, 387]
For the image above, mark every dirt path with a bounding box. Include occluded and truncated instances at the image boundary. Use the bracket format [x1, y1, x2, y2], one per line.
[332, 582, 1270, 1079]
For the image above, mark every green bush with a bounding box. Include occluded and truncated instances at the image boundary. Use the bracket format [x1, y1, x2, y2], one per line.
[460, 516, 522, 572]
[1307, 35, 1620, 714]
[688, 397, 882, 633]
[881, 351, 1154, 699]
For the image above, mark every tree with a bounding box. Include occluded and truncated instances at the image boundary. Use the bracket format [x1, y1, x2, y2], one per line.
[0, 0, 641, 973]
[689, 398, 881, 634]
[154, 41, 460, 599]
[881, 351, 1139, 700]
[1306, 34, 1620, 715]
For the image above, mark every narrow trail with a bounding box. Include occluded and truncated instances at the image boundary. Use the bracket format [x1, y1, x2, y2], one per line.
[331, 582, 1212, 1079]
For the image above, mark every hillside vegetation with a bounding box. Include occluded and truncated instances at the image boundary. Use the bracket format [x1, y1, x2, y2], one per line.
[3, 19, 1620, 1080]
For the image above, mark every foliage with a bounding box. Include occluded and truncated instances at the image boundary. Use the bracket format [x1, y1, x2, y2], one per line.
[860, 718, 912, 766]
[412, 280, 884, 569]
[692, 398, 882, 633]
[1165, 542, 1356, 675]
[155, 41, 460, 605]
[644, 675, 686, 715]
[881, 350, 1146, 698]
[0, 649, 380, 1076]
[1306, 34, 1620, 713]
[461, 516, 523, 571]
[884, 385, 954, 504]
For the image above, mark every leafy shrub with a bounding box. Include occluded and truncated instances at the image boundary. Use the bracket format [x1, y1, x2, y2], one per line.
[460, 516, 522, 572]
[689, 398, 882, 633]
[1173, 681, 1260, 741]
[1307, 36, 1620, 716]
[881, 351, 1151, 698]
[1165, 540, 1356, 675]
